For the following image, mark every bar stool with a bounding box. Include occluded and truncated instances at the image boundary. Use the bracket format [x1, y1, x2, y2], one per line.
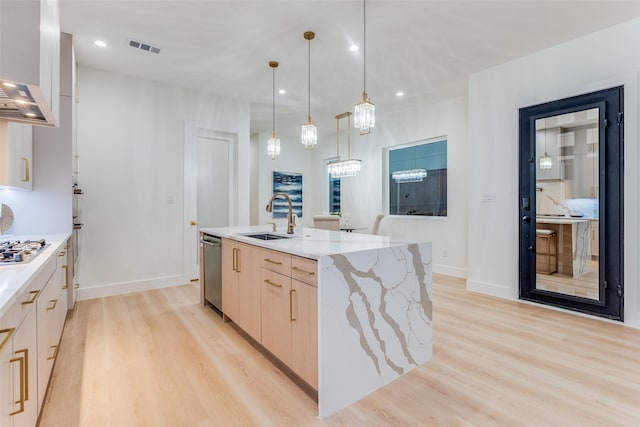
[536, 229, 557, 274]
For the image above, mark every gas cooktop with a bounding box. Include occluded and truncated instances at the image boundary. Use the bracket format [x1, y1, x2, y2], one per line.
[0, 239, 49, 265]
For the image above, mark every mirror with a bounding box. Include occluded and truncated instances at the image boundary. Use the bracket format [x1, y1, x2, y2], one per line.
[534, 108, 599, 300]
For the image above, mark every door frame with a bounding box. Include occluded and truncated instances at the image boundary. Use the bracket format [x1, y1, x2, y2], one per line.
[183, 120, 238, 282]
[518, 86, 624, 321]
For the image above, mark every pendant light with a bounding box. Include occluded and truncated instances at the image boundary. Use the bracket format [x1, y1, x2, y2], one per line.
[267, 61, 281, 160]
[327, 112, 362, 178]
[354, 0, 375, 135]
[301, 31, 317, 149]
[540, 126, 552, 170]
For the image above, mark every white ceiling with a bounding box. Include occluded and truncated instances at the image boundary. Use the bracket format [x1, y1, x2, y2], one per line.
[59, 1, 640, 135]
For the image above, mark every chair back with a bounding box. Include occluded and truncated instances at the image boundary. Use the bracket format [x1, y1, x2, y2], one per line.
[371, 214, 384, 235]
[313, 215, 340, 231]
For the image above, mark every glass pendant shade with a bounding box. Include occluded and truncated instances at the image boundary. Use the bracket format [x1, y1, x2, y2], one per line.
[354, 92, 375, 134]
[392, 168, 427, 183]
[301, 118, 317, 149]
[267, 133, 281, 159]
[328, 159, 362, 178]
[540, 153, 552, 170]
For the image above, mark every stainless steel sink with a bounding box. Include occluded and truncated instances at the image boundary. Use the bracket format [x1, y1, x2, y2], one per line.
[242, 233, 291, 241]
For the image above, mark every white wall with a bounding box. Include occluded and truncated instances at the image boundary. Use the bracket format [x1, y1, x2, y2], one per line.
[254, 129, 315, 230]
[467, 18, 640, 327]
[76, 66, 250, 299]
[290, 97, 469, 278]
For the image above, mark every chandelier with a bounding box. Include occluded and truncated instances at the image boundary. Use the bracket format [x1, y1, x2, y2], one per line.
[327, 112, 362, 178]
[539, 125, 552, 170]
[354, 0, 375, 135]
[392, 169, 427, 183]
[301, 31, 317, 149]
[267, 61, 281, 159]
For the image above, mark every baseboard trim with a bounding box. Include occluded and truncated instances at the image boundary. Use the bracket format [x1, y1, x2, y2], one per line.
[77, 274, 188, 301]
[433, 264, 467, 279]
[466, 278, 517, 300]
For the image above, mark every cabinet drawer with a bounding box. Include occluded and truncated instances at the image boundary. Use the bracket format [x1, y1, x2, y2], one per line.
[291, 256, 317, 287]
[261, 249, 291, 275]
[13, 256, 56, 327]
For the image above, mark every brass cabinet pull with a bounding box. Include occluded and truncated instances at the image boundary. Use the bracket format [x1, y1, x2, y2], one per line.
[74, 283, 80, 289]
[290, 289, 296, 321]
[47, 345, 58, 360]
[292, 266, 315, 276]
[263, 279, 282, 288]
[58, 251, 66, 257]
[0, 328, 15, 351]
[235, 248, 241, 272]
[21, 157, 30, 183]
[232, 248, 237, 271]
[9, 355, 25, 415]
[21, 290, 39, 305]
[14, 348, 29, 400]
[46, 299, 58, 311]
[62, 265, 68, 289]
[264, 258, 283, 265]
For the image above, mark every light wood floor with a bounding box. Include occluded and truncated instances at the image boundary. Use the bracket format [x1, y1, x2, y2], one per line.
[536, 259, 599, 300]
[38, 274, 640, 426]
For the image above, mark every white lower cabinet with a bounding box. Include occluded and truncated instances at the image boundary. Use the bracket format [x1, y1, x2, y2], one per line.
[0, 240, 70, 426]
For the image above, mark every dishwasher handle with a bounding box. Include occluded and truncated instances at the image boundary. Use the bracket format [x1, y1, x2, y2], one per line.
[200, 235, 221, 247]
[200, 240, 221, 247]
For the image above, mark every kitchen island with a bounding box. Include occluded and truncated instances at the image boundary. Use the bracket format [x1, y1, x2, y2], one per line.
[536, 217, 591, 277]
[199, 226, 432, 418]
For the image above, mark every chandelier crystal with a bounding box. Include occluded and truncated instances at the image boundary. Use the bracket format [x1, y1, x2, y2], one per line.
[301, 31, 317, 149]
[392, 168, 427, 183]
[539, 153, 552, 170]
[328, 159, 362, 178]
[267, 133, 281, 159]
[354, 0, 375, 135]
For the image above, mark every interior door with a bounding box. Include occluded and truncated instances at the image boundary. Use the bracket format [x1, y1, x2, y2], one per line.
[519, 87, 623, 321]
[184, 124, 237, 282]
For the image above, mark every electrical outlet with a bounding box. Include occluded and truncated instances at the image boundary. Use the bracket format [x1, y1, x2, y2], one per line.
[167, 195, 175, 204]
[443, 249, 448, 258]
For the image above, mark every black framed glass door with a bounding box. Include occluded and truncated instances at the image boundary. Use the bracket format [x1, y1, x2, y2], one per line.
[519, 87, 624, 321]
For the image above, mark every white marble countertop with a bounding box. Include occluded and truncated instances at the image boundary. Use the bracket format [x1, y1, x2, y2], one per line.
[536, 216, 592, 224]
[0, 234, 70, 319]
[199, 225, 416, 260]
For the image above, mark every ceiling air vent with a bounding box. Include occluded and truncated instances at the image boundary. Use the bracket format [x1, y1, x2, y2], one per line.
[128, 39, 161, 55]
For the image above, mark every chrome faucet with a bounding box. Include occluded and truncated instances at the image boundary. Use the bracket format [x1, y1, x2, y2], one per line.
[265, 192, 295, 234]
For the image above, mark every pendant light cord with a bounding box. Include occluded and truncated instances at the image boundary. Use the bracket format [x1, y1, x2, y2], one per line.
[272, 66, 276, 134]
[308, 36, 311, 121]
[363, 0, 366, 94]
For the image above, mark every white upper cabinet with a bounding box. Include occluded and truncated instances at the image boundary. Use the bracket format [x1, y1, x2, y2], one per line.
[0, 0, 60, 127]
[0, 121, 33, 190]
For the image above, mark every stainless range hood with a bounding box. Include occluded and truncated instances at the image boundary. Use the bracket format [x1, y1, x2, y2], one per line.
[0, 0, 60, 127]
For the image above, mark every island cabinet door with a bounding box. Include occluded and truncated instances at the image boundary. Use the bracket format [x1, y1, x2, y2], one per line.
[236, 242, 262, 342]
[290, 279, 318, 389]
[221, 239, 239, 320]
[261, 269, 292, 366]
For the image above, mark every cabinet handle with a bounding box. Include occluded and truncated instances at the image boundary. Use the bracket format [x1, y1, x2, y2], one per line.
[235, 248, 241, 272]
[58, 251, 66, 257]
[14, 348, 29, 400]
[74, 283, 80, 289]
[21, 290, 39, 305]
[20, 157, 30, 183]
[264, 258, 283, 265]
[263, 279, 283, 288]
[0, 328, 15, 352]
[46, 299, 58, 311]
[292, 266, 315, 276]
[62, 265, 68, 289]
[9, 355, 25, 415]
[290, 289, 296, 321]
[47, 345, 58, 360]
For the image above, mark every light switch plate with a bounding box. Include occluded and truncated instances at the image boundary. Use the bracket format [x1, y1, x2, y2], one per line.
[481, 192, 497, 202]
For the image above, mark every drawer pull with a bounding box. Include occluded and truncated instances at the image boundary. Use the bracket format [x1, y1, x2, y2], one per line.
[290, 289, 296, 321]
[46, 299, 58, 311]
[264, 279, 283, 288]
[74, 283, 80, 289]
[292, 266, 315, 276]
[62, 265, 68, 289]
[47, 345, 58, 360]
[0, 328, 16, 351]
[14, 349, 29, 400]
[264, 258, 283, 265]
[58, 251, 66, 257]
[9, 355, 25, 415]
[21, 290, 39, 305]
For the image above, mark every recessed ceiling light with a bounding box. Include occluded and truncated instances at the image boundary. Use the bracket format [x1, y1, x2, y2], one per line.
[94, 40, 107, 48]
[278, 89, 286, 95]
[396, 91, 405, 97]
[349, 44, 359, 52]
[25, 113, 36, 117]
[2, 82, 16, 88]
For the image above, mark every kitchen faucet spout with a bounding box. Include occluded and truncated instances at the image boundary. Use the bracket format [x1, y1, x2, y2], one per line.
[265, 192, 295, 234]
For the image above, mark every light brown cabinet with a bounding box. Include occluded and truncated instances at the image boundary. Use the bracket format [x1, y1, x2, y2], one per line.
[291, 278, 318, 389]
[221, 239, 262, 341]
[260, 269, 292, 366]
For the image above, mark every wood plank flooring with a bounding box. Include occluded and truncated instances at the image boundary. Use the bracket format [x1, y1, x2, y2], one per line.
[38, 274, 640, 426]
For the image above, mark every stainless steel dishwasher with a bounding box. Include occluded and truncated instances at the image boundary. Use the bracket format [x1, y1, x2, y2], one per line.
[200, 234, 222, 312]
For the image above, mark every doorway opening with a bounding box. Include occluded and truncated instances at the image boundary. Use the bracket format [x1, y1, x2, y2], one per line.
[519, 87, 623, 321]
